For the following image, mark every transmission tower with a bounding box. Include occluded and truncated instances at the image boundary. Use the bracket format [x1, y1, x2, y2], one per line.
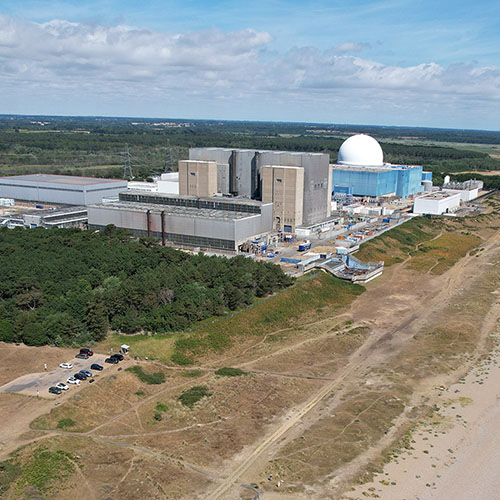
[122, 144, 134, 180]
[163, 139, 175, 172]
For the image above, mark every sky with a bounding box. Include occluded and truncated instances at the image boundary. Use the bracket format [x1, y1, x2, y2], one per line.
[0, 0, 499, 130]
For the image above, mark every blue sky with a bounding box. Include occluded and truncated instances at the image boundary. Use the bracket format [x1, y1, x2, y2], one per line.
[0, 0, 499, 129]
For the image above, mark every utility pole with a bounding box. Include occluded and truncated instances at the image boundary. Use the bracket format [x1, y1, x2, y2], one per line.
[122, 144, 134, 180]
[163, 139, 175, 173]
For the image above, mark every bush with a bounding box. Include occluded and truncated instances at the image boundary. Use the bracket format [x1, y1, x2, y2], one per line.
[178, 385, 211, 408]
[214, 367, 246, 377]
[135, 390, 145, 396]
[155, 402, 168, 412]
[153, 412, 162, 421]
[125, 366, 165, 384]
[56, 418, 75, 429]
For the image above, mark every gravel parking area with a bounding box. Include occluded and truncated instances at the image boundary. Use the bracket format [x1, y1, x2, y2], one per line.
[0, 353, 109, 397]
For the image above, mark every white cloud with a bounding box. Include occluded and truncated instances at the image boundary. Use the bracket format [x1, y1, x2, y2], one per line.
[0, 14, 499, 128]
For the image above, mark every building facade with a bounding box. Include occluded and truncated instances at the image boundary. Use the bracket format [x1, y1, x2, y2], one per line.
[0, 174, 127, 205]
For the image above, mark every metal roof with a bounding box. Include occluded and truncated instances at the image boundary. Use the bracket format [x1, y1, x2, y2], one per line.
[0, 174, 127, 186]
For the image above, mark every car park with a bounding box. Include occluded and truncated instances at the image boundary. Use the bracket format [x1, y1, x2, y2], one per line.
[111, 353, 124, 361]
[90, 363, 103, 371]
[80, 348, 94, 357]
[105, 357, 119, 364]
[59, 362, 73, 369]
[80, 369, 92, 378]
[75, 353, 88, 360]
[74, 372, 87, 381]
[67, 376, 80, 385]
[48, 386, 62, 395]
[56, 382, 69, 391]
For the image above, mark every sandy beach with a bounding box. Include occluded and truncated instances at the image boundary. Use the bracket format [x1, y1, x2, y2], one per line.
[346, 331, 500, 500]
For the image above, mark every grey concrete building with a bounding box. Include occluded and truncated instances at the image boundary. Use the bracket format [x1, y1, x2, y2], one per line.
[88, 191, 273, 252]
[188, 148, 331, 225]
[0, 174, 127, 205]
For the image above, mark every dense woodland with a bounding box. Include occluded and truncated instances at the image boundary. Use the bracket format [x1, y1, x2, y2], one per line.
[0, 226, 292, 346]
[0, 115, 499, 185]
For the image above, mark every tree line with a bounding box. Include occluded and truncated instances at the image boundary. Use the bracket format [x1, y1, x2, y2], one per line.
[0, 226, 292, 346]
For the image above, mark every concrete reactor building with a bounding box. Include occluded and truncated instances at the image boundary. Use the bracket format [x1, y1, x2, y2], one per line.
[331, 135, 424, 198]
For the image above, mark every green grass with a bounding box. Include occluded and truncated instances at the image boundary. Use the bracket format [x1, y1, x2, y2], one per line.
[356, 218, 438, 266]
[172, 272, 364, 362]
[125, 365, 166, 384]
[214, 367, 247, 377]
[96, 333, 179, 364]
[13, 447, 75, 495]
[0, 460, 22, 495]
[155, 402, 168, 412]
[56, 418, 75, 429]
[178, 385, 211, 408]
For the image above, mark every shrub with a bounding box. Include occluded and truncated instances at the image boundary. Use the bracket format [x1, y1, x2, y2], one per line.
[214, 367, 246, 377]
[155, 402, 168, 412]
[181, 369, 202, 378]
[125, 366, 165, 384]
[153, 412, 162, 421]
[135, 390, 145, 396]
[56, 418, 75, 429]
[179, 385, 211, 408]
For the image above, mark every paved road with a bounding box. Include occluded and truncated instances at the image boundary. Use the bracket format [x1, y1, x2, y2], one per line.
[0, 353, 109, 397]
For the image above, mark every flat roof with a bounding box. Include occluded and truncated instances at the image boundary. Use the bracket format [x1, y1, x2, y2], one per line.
[416, 191, 461, 200]
[124, 190, 272, 207]
[91, 201, 259, 221]
[0, 174, 127, 186]
[192, 147, 327, 157]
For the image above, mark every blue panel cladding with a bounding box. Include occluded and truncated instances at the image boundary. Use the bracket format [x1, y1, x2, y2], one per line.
[396, 166, 423, 198]
[422, 171, 432, 181]
[331, 169, 397, 196]
[333, 185, 353, 195]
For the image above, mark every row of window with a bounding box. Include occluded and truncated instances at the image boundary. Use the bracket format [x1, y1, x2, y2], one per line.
[119, 193, 261, 214]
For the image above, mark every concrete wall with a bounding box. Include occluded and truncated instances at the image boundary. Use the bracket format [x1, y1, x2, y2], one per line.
[189, 148, 330, 226]
[262, 165, 304, 232]
[443, 187, 478, 202]
[178, 160, 218, 197]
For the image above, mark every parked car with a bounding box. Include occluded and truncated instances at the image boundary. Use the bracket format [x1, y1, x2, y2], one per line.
[90, 363, 103, 371]
[105, 357, 119, 364]
[79, 369, 92, 378]
[56, 382, 69, 391]
[80, 348, 94, 357]
[74, 372, 87, 381]
[67, 376, 80, 385]
[59, 362, 73, 369]
[75, 353, 89, 360]
[48, 386, 62, 395]
[110, 353, 124, 361]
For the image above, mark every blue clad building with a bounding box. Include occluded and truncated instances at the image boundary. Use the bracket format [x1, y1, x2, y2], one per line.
[331, 134, 424, 199]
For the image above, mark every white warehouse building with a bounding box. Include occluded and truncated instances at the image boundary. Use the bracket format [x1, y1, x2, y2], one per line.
[413, 191, 461, 215]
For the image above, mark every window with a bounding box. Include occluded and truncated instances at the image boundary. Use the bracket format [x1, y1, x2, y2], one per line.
[190, 172, 196, 176]
[276, 178, 282, 183]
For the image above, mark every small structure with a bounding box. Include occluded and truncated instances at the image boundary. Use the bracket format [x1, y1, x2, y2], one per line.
[120, 344, 130, 354]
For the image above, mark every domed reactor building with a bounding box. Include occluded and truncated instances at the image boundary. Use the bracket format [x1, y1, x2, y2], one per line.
[332, 134, 429, 199]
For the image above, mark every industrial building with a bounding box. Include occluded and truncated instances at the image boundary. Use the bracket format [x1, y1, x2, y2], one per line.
[1, 206, 87, 229]
[88, 191, 273, 252]
[188, 148, 331, 228]
[413, 191, 461, 215]
[0, 174, 127, 205]
[442, 179, 483, 201]
[332, 135, 424, 198]
[261, 165, 304, 232]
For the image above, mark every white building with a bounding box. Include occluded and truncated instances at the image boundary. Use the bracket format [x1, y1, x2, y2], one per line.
[413, 191, 461, 215]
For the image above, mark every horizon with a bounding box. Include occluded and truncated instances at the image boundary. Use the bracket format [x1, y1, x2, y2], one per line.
[1, 0, 499, 131]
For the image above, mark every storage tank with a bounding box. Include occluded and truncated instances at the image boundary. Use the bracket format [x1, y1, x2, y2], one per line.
[423, 180, 433, 192]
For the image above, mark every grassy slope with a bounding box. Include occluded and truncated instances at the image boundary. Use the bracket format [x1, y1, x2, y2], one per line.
[356, 217, 481, 272]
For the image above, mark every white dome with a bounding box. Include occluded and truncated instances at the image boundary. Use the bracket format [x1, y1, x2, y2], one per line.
[337, 134, 384, 167]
